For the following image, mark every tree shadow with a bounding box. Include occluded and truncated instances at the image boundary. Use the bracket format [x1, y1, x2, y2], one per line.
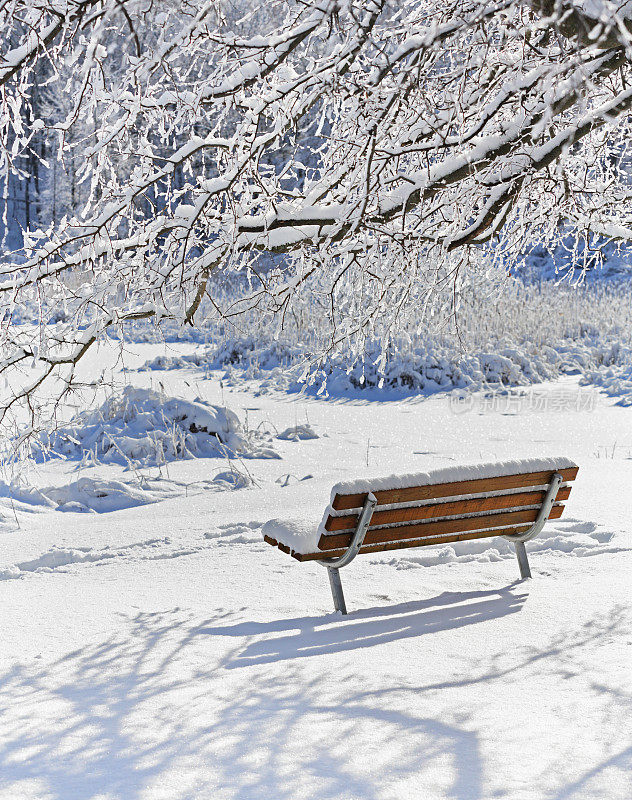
[550, 745, 632, 800]
[0, 608, 485, 800]
[548, 663, 632, 799]
[0, 602, 628, 800]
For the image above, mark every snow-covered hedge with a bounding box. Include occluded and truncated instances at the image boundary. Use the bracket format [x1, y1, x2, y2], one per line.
[138, 332, 629, 398]
[32, 386, 279, 466]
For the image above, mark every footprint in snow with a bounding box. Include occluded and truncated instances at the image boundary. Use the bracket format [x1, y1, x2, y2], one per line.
[205, 521, 264, 544]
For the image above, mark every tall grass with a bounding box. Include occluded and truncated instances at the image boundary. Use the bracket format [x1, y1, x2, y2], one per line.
[202, 272, 632, 355]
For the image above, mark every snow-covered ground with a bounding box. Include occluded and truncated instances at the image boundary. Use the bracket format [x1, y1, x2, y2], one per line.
[0, 340, 630, 800]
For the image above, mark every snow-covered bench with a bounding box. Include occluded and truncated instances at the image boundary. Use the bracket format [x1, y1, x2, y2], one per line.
[263, 457, 579, 614]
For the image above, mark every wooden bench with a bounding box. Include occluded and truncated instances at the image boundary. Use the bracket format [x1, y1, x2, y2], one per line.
[263, 458, 579, 614]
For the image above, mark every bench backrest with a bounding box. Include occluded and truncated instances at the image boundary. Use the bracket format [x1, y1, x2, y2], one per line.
[285, 464, 578, 562]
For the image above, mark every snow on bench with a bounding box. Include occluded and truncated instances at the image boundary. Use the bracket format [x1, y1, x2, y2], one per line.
[263, 457, 579, 614]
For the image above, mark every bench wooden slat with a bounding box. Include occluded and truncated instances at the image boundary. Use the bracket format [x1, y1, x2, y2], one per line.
[324, 486, 571, 532]
[330, 466, 578, 511]
[282, 524, 534, 561]
[317, 505, 564, 551]
[263, 461, 579, 597]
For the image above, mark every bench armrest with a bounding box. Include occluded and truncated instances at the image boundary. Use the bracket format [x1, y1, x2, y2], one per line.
[318, 492, 377, 569]
[504, 472, 563, 543]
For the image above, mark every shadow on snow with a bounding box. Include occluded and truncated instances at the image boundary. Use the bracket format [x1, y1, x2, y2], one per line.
[0, 594, 629, 800]
[198, 586, 527, 666]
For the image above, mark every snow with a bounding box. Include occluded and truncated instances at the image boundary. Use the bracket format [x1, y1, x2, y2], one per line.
[4, 476, 161, 514]
[276, 424, 319, 441]
[581, 363, 632, 406]
[0, 471, 260, 534]
[576, 1, 632, 22]
[136, 330, 630, 400]
[0, 19, 60, 79]
[262, 516, 322, 553]
[329, 456, 578, 499]
[32, 385, 280, 466]
[0, 339, 630, 800]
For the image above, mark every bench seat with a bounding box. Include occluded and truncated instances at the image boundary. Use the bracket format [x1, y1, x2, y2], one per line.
[263, 457, 579, 613]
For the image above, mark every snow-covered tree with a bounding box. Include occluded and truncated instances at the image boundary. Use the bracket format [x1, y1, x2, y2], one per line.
[3, 0, 632, 422]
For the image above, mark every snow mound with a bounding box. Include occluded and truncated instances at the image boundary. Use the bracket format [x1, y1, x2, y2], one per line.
[0, 470, 256, 532]
[277, 424, 319, 441]
[139, 353, 206, 371]
[45, 477, 160, 513]
[0, 477, 174, 522]
[0, 481, 56, 509]
[31, 386, 280, 466]
[581, 363, 632, 406]
[212, 470, 253, 490]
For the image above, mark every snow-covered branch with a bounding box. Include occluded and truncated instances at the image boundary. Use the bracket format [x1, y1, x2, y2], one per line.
[4, 0, 632, 418]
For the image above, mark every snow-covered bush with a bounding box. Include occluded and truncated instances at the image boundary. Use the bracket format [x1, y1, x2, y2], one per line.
[31, 386, 279, 466]
[581, 363, 632, 406]
[129, 275, 632, 398]
[181, 331, 627, 398]
[139, 355, 200, 371]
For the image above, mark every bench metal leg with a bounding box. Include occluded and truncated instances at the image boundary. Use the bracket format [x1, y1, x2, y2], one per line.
[327, 566, 347, 615]
[320, 493, 377, 615]
[515, 541, 531, 579]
